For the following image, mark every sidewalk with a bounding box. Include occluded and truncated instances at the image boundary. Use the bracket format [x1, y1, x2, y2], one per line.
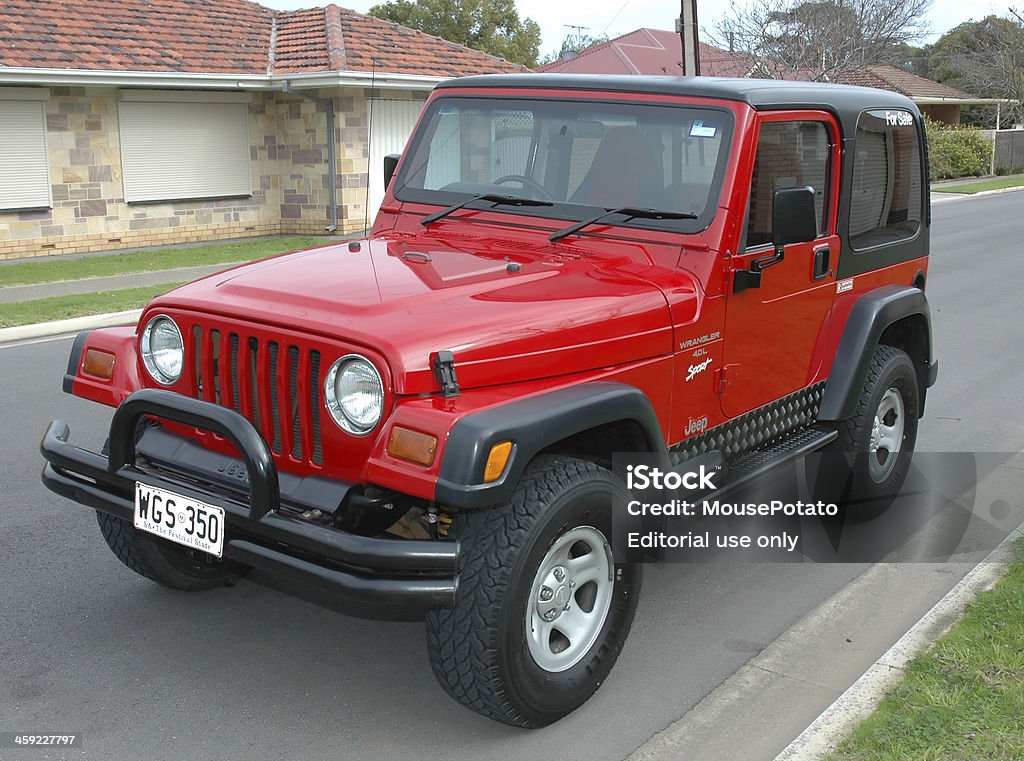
[0, 262, 242, 304]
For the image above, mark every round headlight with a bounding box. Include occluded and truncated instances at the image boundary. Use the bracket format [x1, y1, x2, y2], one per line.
[324, 355, 384, 435]
[140, 315, 184, 385]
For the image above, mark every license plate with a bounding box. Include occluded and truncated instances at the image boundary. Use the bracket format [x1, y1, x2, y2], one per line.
[134, 482, 225, 558]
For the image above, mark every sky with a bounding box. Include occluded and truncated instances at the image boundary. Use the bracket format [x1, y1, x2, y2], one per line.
[261, 0, 1012, 59]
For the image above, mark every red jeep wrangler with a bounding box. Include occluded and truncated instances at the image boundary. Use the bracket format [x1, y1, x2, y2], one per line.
[42, 75, 937, 727]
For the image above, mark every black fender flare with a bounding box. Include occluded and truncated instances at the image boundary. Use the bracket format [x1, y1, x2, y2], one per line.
[818, 285, 937, 422]
[434, 382, 668, 509]
[62, 330, 93, 394]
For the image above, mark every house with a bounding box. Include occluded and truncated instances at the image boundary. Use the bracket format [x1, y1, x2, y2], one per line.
[539, 28, 986, 125]
[837, 65, 986, 126]
[539, 29, 752, 78]
[0, 0, 524, 261]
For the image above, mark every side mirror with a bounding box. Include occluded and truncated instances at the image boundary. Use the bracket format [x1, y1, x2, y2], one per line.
[772, 186, 818, 249]
[383, 154, 400, 189]
[734, 186, 818, 293]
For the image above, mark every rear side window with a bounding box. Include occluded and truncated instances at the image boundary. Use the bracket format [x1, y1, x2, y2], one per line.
[849, 109, 923, 250]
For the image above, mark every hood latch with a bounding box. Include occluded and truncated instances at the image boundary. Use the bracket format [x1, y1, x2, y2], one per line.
[431, 350, 461, 398]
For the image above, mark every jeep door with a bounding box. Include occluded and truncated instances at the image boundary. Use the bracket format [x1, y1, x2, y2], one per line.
[720, 112, 841, 418]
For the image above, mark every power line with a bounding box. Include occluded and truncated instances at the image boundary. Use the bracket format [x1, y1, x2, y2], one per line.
[601, 0, 633, 36]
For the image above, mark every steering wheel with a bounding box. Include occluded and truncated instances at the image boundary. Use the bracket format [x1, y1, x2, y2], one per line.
[493, 175, 554, 201]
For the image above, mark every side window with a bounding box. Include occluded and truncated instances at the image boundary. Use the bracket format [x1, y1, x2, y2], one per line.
[746, 121, 830, 248]
[849, 109, 922, 249]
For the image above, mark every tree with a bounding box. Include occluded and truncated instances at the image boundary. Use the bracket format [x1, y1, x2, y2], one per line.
[711, 0, 932, 81]
[925, 15, 1024, 125]
[369, 0, 541, 68]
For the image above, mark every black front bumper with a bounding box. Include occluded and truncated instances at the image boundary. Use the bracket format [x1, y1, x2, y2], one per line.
[40, 388, 458, 620]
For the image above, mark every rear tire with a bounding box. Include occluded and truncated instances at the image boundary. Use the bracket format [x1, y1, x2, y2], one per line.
[816, 345, 919, 521]
[96, 511, 246, 591]
[425, 455, 641, 727]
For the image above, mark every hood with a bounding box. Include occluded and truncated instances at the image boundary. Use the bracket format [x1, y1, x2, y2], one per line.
[152, 233, 695, 394]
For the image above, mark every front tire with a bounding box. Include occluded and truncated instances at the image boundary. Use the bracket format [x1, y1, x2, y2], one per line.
[96, 511, 246, 591]
[816, 345, 919, 521]
[425, 456, 641, 727]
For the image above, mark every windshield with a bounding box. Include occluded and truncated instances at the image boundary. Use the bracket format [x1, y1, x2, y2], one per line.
[392, 96, 733, 235]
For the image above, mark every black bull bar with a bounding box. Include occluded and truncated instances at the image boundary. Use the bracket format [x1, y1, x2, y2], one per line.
[40, 388, 458, 619]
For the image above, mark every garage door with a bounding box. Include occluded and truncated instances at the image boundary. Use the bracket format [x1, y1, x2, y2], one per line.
[366, 99, 425, 226]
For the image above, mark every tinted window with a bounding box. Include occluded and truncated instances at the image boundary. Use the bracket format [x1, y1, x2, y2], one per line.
[746, 121, 831, 248]
[849, 109, 923, 249]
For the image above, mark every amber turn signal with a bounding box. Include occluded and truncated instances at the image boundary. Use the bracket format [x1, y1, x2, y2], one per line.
[483, 441, 513, 483]
[82, 349, 115, 380]
[387, 426, 437, 466]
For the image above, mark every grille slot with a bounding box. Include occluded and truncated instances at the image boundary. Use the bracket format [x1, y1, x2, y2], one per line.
[188, 323, 324, 470]
[288, 346, 302, 461]
[310, 351, 323, 466]
[228, 334, 241, 413]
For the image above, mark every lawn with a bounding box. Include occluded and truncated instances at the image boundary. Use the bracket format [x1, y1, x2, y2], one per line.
[0, 284, 184, 328]
[933, 177, 1024, 195]
[827, 541, 1024, 761]
[0, 236, 329, 287]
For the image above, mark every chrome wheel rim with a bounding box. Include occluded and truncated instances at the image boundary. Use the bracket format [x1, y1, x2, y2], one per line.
[868, 387, 905, 482]
[525, 526, 614, 673]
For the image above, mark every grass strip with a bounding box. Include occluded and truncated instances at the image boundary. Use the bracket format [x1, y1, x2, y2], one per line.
[827, 541, 1024, 761]
[933, 177, 1024, 195]
[0, 283, 184, 328]
[0, 236, 328, 287]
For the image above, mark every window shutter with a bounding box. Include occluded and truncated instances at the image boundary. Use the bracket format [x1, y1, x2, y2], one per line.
[120, 101, 251, 203]
[0, 100, 51, 210]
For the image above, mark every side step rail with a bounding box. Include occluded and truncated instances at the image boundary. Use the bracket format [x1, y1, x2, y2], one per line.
[716, 425, 837, 500]
[671, 425, 838, 503]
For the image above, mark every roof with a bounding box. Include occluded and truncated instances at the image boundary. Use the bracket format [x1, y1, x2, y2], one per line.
[837, 65, 976, 101]
[0, 0, 525, 78]
[442, 73, 915, 109]
[538, 29, 751, 77]
[439, 74, 920, 137]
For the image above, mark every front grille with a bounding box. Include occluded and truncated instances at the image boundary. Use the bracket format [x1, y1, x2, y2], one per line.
[189, 324, 324, 467]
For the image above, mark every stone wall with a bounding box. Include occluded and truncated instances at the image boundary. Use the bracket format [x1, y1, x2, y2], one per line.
[0, 87, 282, 260]
[276, 87, 427, 236]
[0, 85, 429, 260]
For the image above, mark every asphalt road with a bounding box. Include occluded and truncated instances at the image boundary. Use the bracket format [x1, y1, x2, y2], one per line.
[2, 192, 1023, 761]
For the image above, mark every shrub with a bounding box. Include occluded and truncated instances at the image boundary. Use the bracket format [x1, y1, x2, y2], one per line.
[924, 117, 992, 180]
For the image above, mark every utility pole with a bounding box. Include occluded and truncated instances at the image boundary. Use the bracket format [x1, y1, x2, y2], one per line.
[677, 0, 701, 76]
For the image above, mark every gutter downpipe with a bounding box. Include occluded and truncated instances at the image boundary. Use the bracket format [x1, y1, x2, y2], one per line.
[281, 80, 338, 233]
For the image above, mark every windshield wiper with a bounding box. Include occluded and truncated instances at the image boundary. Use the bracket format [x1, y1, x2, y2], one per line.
[421, 194, 553, 226]
[548, 207, 698, 243]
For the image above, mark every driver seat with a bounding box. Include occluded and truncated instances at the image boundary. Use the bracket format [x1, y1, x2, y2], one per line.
[570, 127, 661, 208]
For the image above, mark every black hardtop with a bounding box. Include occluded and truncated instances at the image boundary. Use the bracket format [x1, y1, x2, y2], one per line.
[436, 73, 920, 123]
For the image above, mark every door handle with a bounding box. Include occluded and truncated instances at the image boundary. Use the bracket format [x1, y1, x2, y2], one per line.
[812, 245, 830, 280]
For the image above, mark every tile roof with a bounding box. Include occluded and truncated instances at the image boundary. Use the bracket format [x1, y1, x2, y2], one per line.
[0, 0, 524, 77]
[0, 0, 274, 74]
[837, 65, 977, 100]
[325, 8, 528, 76]
[538, 29, 751, 77]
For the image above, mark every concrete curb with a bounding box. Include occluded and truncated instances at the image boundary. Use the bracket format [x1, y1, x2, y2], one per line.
[0, 309, 141, 344]
[773, 523, 1024, 761]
